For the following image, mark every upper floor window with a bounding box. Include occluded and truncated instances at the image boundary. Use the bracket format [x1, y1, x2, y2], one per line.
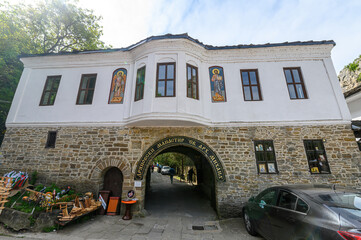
[156, 62, 175, 97]
[40, 75, 61, 106]
[304, 140, 330, 174]
[284, 68, 308, 99]
[76, 74, 97, 105]
[135, 66, 146, 101]
[187, 64, 199, 99]
[254, 140, 278, 174]
[240, 70, 262, 101]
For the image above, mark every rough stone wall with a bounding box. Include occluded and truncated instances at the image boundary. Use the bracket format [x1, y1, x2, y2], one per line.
[339, 57, 361, 93]
[0, 124, 360, 218]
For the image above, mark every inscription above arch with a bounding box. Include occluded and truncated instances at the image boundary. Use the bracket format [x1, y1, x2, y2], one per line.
[135, 136, 226, 182]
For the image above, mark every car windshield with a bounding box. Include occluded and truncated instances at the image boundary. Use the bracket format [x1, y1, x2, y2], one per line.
[163, 166, 170, 169]
[315, 192, 361, 220]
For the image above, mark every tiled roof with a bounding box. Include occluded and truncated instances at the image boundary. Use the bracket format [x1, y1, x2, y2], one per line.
[19, 33, 336, 58]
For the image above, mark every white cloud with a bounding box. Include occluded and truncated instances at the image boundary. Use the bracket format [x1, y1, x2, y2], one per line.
[10, 0, 361, 73]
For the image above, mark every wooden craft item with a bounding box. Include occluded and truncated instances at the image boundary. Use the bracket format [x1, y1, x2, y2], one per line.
[0, 177, 13, 214]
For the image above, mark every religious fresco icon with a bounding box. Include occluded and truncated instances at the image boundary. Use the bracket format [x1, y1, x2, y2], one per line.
[109, 68, 127, 104]
[209, 66, 227, 102]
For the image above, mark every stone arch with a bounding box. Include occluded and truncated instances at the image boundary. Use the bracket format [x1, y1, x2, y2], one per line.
[134, 136, 226, 182]
[88, 157, 132, 183]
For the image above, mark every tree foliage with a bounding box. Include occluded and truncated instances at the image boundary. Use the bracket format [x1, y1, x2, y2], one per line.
[0, 0, 108, 144]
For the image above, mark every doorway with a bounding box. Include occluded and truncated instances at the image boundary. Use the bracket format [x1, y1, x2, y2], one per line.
[103, 167, 123, 197]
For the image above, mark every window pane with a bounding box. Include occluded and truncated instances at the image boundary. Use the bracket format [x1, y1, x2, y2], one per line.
[166, 80, 174, 96]
[49, 92, 57, 105]
[295, 84, 305, 98]
[86, 90, 94, 104]
[187, 84, 192, 97]
[304, 141, 313, 151]
[264, 141, 273, 151]
[244, 86, 251, 100]
[258, 190, 277, 205]
[42, 92, 50, 105]
[78, 90, 85, 104]
[157, 81, 165, 96]
[292, 69, 301, 83]
[251, 86, 259, 100]
[187, 67, 192, 81]
[139, 84, 144, 99]
[88, 77, 96, 89]
[158, 65, 166, 79]
[266, 152, 275, 161]
[81, 78, 88, 89]
[250, 71, 257, 85]
[278, 191, 297, 210]
[285, 70, 293, 83]
[313, 140, 324, 150]
[192, 83, 197, 98]
[288, 85, 297, 99]
[167, 64, 174, 79]
[296, 199, 308, 213]
[135, 88, 140, 100]
[255, 152, 264, 161]
[52, 79, 60, 90]
[242, 72, 249, 85]
[192, 68, 197, 82]
[45, 80, 52, 91]
[137, 67, 145, 84]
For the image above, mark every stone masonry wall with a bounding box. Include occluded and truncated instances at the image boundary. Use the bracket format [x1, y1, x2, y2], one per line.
[0, 124, 360, 218]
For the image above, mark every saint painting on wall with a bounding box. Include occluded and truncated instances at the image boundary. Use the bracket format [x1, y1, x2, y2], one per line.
[108, 68, 127, 104]
[209, 66, 227, 102]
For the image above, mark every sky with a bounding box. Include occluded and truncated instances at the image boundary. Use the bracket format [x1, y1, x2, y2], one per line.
[10, 0, 361, 73]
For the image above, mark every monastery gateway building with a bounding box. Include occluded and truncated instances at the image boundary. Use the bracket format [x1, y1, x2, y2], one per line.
[1, 34, 360, 218]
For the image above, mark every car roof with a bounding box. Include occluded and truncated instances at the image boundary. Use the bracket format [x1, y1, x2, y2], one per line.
[273, 184, 360, 199]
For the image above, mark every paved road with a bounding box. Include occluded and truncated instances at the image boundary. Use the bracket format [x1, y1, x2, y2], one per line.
[1, 172, 264, 240]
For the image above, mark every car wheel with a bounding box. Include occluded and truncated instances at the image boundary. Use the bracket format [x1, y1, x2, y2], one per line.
[243, 209, 257, 236]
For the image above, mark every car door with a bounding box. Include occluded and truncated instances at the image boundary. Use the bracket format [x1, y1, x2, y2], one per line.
[250, 188, 278, 240]
[268, 190, 308, 240]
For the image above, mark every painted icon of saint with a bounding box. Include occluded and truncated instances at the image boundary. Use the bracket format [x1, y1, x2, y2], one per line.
[109, 68, 127, 104]
[209, 67, 226, 102]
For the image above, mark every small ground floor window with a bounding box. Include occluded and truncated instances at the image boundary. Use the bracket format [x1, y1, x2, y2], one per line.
[254, 140, 278, 174]
[304, 140, 330, 174]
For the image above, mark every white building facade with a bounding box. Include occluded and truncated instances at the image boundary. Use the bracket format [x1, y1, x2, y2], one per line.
[1, 34, 360, 217]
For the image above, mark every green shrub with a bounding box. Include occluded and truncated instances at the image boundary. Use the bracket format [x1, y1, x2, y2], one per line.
[42, 226, 56, 232]
[29, 171, 38, 185]
[29, 216, 35, 226]
[346, 61, 359, 72]
[357, 73, 361, 82]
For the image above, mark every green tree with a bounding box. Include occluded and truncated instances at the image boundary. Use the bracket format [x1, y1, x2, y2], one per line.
[0, 0, 108, 145]
[154, 153, 194, 175]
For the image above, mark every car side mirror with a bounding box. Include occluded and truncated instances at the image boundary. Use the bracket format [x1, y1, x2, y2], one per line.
[259, 200, 266, 209]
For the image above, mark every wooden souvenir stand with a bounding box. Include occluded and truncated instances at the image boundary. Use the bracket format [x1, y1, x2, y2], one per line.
[0, 177, 13, 215]
[55, 194, 101, 227]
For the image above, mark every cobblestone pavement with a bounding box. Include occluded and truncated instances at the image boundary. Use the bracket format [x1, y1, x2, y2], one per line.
[0, 172, 264, 240]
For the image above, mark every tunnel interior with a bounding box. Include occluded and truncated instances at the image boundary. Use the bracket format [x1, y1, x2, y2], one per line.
[144, 145, 217, 215]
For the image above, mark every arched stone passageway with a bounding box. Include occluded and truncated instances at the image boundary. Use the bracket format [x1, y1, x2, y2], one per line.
[134, 136, 226, 217]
